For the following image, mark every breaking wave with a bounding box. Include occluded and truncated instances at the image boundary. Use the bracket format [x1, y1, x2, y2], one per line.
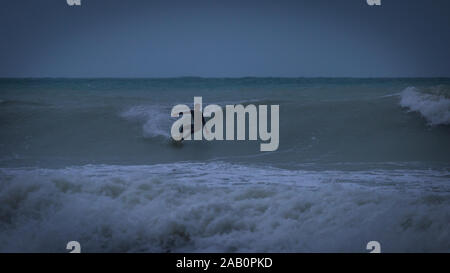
[400, 86, 450, 125]
[0, 163, 449, 252]
[120, 105, 171, 138]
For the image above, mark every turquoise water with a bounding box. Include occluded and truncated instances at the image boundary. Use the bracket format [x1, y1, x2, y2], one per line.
[0, 78, 449, 252]
[1, 78, 449, 169]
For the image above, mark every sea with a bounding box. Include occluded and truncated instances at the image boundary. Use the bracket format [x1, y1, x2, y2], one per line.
[0, 78, 449, 252]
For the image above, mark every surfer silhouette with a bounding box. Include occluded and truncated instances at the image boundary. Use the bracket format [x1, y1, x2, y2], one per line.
[179, 103, 208, 141]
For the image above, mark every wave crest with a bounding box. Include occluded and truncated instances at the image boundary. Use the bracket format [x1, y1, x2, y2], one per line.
[120, 105, 171, 138]
[400, 86, 450, 125]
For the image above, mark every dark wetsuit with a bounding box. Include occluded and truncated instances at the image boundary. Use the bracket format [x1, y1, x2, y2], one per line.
[179, 110, 206, 139]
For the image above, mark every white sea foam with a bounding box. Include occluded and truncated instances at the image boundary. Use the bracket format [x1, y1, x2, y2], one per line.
[120, 105, 171, 138]
[400, 86, 450, 125]
[0, 163, 448, 252]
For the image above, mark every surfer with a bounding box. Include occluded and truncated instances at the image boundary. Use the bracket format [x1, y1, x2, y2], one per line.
[179, 103, 208, 140]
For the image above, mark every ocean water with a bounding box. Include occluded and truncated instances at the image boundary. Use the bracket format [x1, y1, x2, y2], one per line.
[0, 78, 449, 252]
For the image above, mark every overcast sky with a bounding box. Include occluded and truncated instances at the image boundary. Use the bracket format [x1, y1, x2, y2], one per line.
[0, 0, 449, 77]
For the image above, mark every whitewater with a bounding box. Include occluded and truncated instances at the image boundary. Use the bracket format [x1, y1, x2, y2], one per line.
[0, 78, 449, 252]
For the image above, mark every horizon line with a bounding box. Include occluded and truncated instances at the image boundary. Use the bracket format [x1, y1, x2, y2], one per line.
[1, 76, 450, 80]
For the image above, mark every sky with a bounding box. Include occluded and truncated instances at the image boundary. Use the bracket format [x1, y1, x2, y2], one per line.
[0, 0, 449, 78]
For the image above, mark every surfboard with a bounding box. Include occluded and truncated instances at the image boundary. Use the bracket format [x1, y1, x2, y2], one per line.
[170, 137, 183, 147]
